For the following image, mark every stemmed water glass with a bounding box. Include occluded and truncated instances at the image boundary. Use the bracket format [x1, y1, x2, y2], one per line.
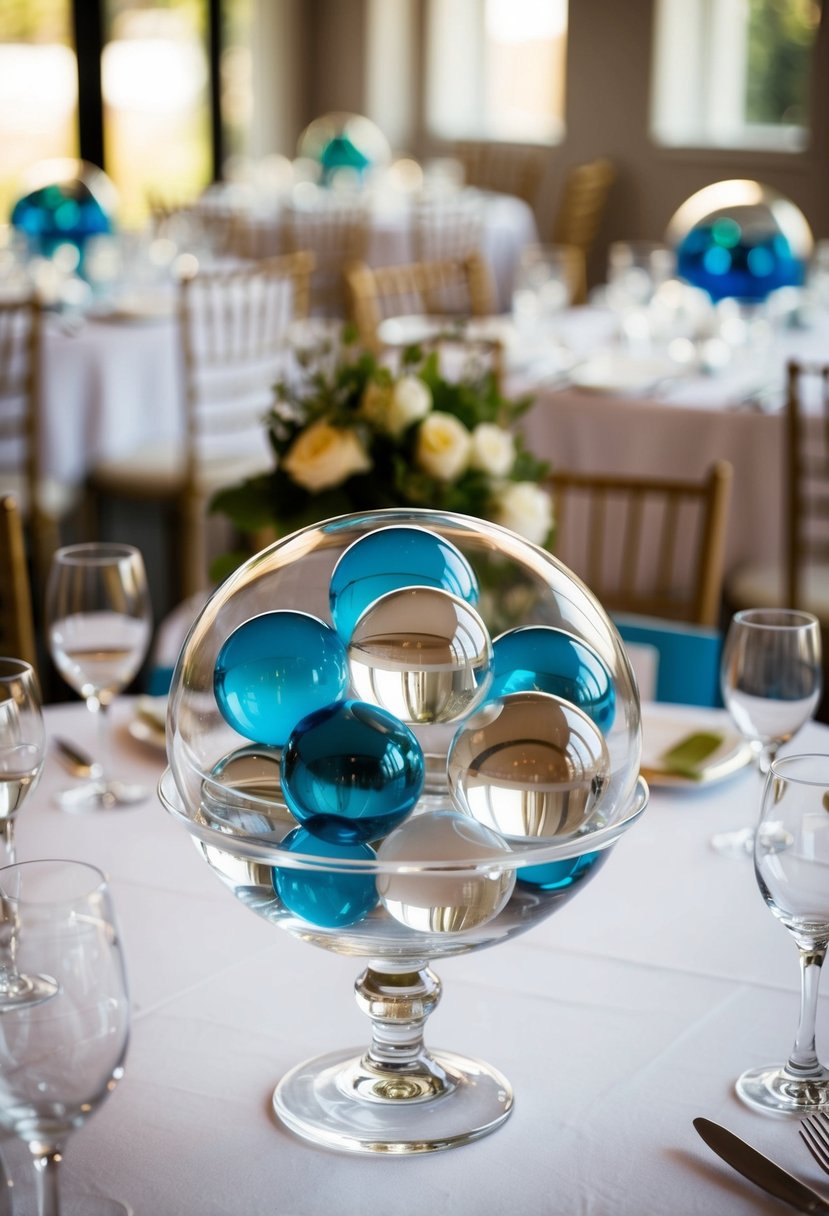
[0, 658, 45, 866]
[711, 608, 822, 858]
[0, 859, 131, 1214]
[45, 543, 153, 811]
[736, 753, 829, 1114]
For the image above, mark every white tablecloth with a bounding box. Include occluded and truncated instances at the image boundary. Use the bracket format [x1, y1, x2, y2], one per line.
[4, 698, 829, 1214]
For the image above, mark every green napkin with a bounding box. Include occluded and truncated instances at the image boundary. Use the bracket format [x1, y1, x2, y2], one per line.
[659, 731, 724, 780]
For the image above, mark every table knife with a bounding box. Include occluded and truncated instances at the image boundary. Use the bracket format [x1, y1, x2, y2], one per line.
[694, 1117, 829, 1213]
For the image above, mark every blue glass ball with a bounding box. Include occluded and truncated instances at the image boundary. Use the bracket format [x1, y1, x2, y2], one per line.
[666, 180, 813, 302]
[280, 699, 425, 844]
[329, 526, 479, 641]
[273, 828, 378, 927]
[213, 611, 349, 747]
[490, 626, 615, 732]
[516, 849, 606, 891]
[10, 159, 116, 261]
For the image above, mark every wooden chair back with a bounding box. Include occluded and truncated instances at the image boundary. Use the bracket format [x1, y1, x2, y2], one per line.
[450, 140, 547, 207]
[411, 192, 485, 263]
[551, 158, 615, 303]
[0, 494, 37, 671]
[548, 460, 733, 626]
[282, 198, 369, 316]
[345, 252, 495, 350]
[785, 359, 829, 610]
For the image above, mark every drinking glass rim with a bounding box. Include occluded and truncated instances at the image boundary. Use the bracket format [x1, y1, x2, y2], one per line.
[733, 608, 820, 630]
[768, 753, 829, 786]
[0, 859, 109, 907]
[0, 657, 36, 681]
[52, 542, 142, 566]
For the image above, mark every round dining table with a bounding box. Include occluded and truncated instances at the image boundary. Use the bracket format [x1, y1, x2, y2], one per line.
[2, 696, 827, 1214]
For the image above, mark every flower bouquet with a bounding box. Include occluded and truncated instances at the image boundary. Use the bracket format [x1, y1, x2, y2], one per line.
[210, 326, 552, 580]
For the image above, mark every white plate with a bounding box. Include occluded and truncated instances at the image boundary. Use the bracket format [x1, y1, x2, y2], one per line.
[569, 352, 683, 395]
[640, 707, 752, 789]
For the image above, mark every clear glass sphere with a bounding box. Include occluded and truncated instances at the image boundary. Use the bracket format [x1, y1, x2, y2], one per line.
[163, 509, 645, 963]
[296, 112, 391, 185]
[665, 179, 813, 302]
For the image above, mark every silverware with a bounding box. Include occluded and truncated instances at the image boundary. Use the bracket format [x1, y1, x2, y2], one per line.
[694, 1116, 829, 1213]
[800, 1112, 829, 1177]
[52, 737, 103, 780]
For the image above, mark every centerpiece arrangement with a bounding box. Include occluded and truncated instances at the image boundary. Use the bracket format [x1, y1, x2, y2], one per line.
[209, 325, 554, 580]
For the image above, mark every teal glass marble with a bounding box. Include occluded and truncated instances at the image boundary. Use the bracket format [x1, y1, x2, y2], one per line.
[329, 526, 479, 641]
[516, 849, 605, 891]
[273, 828, 378, 927]
[490, 626, 615, 732]
[281, 699, 425, 844]
[10, 159, 116, 262]
[213, 611, 349, 747]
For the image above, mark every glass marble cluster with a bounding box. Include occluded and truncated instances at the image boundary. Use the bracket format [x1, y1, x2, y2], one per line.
[665, 179, 813, 302]
[10, 158, 117, 262]
[204, 521, 628, 936]
[296, 112, 392, 185]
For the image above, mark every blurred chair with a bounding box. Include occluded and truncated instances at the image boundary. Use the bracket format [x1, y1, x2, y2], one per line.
[411, 191, 485, 263]
[548, 460, 733, 627]
[0, 295, 67, 591]
[282, 197, 370, 316]
[147, 195, 239, 260]
[728, 360, 829, 622]
[450, 141, 547, 207]
[550, 158, 615, 303]
[0, 493, 37, 671]
[613, 613, 722, 707]
[87, 251, 314, 600]
[345, 252, 495, 351]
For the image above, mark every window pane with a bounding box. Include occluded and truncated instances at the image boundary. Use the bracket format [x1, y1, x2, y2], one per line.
[651, 0, 822, 151]
[426, 0, 566, 144]
[221, 0, 254, 164]
[102, 1, 212, 223]
[0, 1, 78, 222]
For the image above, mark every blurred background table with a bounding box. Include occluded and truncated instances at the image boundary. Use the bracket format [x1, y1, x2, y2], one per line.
[5, 697, 828, 1215]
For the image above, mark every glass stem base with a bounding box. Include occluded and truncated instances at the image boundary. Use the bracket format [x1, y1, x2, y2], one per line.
[272, 964, 513, 1153]
[736, 1062, 829, 1115]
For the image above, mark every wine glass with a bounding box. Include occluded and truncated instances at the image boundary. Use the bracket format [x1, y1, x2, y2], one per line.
[45, 543, 153, 811]
[0, 859, 131, 1214]
[736, 753, 829, 1114]
[0, 658, 45, 866]
[711, 608, 822, 858]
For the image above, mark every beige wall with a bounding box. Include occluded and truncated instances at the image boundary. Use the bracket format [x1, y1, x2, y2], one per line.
[280, 0, 829, 288]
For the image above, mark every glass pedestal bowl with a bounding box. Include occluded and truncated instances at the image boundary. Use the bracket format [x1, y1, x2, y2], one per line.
[158, 509, 648, 1155]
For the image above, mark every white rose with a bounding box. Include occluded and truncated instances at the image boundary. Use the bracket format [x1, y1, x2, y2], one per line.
[282, 420, 371, 493]
[495, 481, 554, 546]
[469, 423, 515, 477]
[386, 375, 432, 436]
[415, 411, 471, 481]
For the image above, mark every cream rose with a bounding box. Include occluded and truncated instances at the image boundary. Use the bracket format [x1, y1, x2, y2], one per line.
[415, 411, 471, 481]
[494, 481, 554, 546]
[386, 375, 432, 436]
[359, 380, 392, 429]
[282, 420, 371, 492]
[469, 423, 515, 477]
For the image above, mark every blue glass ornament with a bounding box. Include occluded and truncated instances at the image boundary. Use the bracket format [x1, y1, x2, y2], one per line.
[281, 699, 425, 844]
[666, 180, 812, 303]
[329, 526, 479, 641]
[214, 611, 349, 747]
[490, 626, 615, 732]
[516, 849, 605, 891]
[348, 586, 492, 724]
[273, 828, 378, 927]
[10, 159, 116, 263]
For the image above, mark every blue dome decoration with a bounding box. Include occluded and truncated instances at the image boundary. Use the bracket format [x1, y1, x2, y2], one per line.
[666, 180, 813, 302]
[297, 112, 391, 186]
[10, 158, 117, 261]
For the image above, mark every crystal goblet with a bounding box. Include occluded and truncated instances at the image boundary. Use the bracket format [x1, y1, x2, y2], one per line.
[736, 754, 829, 1114]
[159, 509, 648, 1155]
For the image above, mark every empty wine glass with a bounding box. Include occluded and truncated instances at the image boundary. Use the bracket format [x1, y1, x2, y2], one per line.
[712, 608, 822, 858]
[737, 753, 829, 1114]
[0, 658, 45, 866]
[0, 859, 131, 1214]
[46, 543, 153, 811]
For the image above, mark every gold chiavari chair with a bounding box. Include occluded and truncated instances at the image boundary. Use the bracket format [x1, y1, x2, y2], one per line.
[450, 140, 547, 208]
[282, 197, 370, 316]
[551, 158, 616, 304]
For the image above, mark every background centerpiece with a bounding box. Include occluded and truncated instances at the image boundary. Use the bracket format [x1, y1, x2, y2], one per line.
[210, 326, 553, 579]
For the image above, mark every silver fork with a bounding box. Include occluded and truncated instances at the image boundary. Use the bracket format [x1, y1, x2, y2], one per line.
[800, 1111, 829, 1175]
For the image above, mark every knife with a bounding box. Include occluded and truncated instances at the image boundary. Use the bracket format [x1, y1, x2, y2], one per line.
[694, 1117, 829, 1213]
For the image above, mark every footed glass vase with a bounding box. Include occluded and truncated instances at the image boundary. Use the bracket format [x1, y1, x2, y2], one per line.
[159, 508, 648, 1154]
